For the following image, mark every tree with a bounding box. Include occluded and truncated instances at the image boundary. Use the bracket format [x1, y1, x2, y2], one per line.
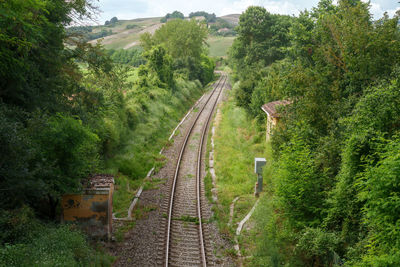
[141, 19, 213, 84]
[160, 11, 184, 22]
[0, 0, 111, 217]
[228, 1, 400, 265]
[110, 16, 118, 24]
[231, 6, 292, 68]
[189, 11, 216, 23]
[144, 45, 175, 89]
[229, 6, 293, 113]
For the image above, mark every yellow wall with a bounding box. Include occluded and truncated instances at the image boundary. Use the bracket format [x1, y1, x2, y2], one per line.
[266, 116, 280, 141]
[62, 186, 113, 239]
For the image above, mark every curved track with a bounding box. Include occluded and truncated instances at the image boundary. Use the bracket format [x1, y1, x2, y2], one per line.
[161, 74, 227, 266]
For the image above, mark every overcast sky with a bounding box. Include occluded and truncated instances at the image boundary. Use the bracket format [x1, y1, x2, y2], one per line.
[95, 0, 399, 24]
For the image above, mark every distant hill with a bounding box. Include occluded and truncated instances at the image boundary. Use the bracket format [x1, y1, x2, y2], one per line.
[219, 14, 240, 25]
[80, 15, 239, 57]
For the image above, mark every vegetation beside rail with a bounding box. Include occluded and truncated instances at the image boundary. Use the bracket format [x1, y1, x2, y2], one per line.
[0, 0, 215, 265]
[209, 82, 267, 260]
[228, 1, 400, 266]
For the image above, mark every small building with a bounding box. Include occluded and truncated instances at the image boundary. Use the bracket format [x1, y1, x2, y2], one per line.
[217, 27, 230, 33]
[261, 100, 291, 140]
[62, 174, 114, 240]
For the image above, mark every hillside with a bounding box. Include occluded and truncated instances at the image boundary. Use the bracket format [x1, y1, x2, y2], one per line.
[87, 15, 239, 56]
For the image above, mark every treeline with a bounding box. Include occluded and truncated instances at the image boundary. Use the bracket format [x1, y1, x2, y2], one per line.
[0, 0, 213, 265]
[189, 11, 217, 23]
[160, 11, 184, 23]
[229, 1, 400, 266]
[107, 48, 146, 67]
[67, 26, 113, 41]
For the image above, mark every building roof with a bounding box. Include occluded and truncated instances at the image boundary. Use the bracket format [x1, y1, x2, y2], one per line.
[261, 100, 291, 118]
[217, 27, 230, 33]
[84, 174, 114, 190]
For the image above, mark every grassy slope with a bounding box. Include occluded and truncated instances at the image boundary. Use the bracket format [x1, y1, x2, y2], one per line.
[219, 14, 240, 25]
[89, 17, 162, 50]
[207, 36, 235, 57]
[89, 16, 237, 56]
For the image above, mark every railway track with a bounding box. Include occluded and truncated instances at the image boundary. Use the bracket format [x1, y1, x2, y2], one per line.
[159, 74, 227, 267]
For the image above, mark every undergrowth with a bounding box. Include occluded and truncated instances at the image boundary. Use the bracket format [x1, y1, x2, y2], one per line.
[212, 83, 267, 260]
[0, 207, 114, 266]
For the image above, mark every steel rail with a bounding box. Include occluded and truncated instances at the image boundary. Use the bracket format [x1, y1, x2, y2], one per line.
[164, 74, 226, 267]
[196, 75, 227, 267]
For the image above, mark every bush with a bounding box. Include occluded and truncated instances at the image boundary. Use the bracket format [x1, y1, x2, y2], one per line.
[0, 207, 39, 245]
[355, 137, 400, 265]
[199, 54, 215, 85]
[0, 104, 35, 208]
[108, 49, 145, 67]
[275, 131, 328, 228]
[0, 224, 112, 266]
[30, 114, 100, 183]
[126, 24, 139, 30]
[296, 227, 340, 265]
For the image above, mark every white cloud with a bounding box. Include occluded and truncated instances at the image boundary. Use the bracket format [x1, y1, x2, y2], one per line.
[95, 0, 400, 24]
[362, 0, 400, 19]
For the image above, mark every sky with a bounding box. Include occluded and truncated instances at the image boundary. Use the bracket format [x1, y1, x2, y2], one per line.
[95, 0, 399, 24]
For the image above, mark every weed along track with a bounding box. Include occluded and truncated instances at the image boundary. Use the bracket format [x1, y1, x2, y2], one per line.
[159, 74, 227, 266]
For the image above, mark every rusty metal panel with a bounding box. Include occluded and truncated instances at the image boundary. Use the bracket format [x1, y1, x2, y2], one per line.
[62, 190, 111, 239]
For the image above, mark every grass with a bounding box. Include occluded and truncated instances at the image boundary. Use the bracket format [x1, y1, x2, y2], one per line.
[114, 203, 157, 242]
[113, 174, 143, 218]
[174, 215, 199, 224]
[210, 82, 268, 262]
[115, 221, 136, 242]
[210, 81, 279, 266]
[143, 177, 164, 190]
[207, 36, 235, 57]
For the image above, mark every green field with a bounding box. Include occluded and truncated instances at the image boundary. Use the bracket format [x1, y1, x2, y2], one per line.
[207, 36, 235, 57]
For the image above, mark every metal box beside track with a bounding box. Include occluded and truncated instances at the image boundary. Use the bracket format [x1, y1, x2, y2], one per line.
[61, 174, 114, 240]
[254, 158, 267, 174]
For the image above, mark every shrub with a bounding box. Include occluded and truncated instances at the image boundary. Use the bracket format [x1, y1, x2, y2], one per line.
[30, 113, 100, 182]
[0, 206, 39, 245]
[355, 137, 400, 265]
[275, 131, 328, 228]
[25, 113, 100, 217]
[296, 227, 340, 265]
[0, 224, 112, 266]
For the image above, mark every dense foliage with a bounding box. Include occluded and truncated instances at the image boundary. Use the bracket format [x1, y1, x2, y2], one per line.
[0, 0, 214, 264]
[107, 48, 146, 66]
[0, 206, 112, 266]
[67, 26, 114, 42]
[141, 19, 215, 85]
[68, 26, 113, 41]
[229, 1, 400, 265]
